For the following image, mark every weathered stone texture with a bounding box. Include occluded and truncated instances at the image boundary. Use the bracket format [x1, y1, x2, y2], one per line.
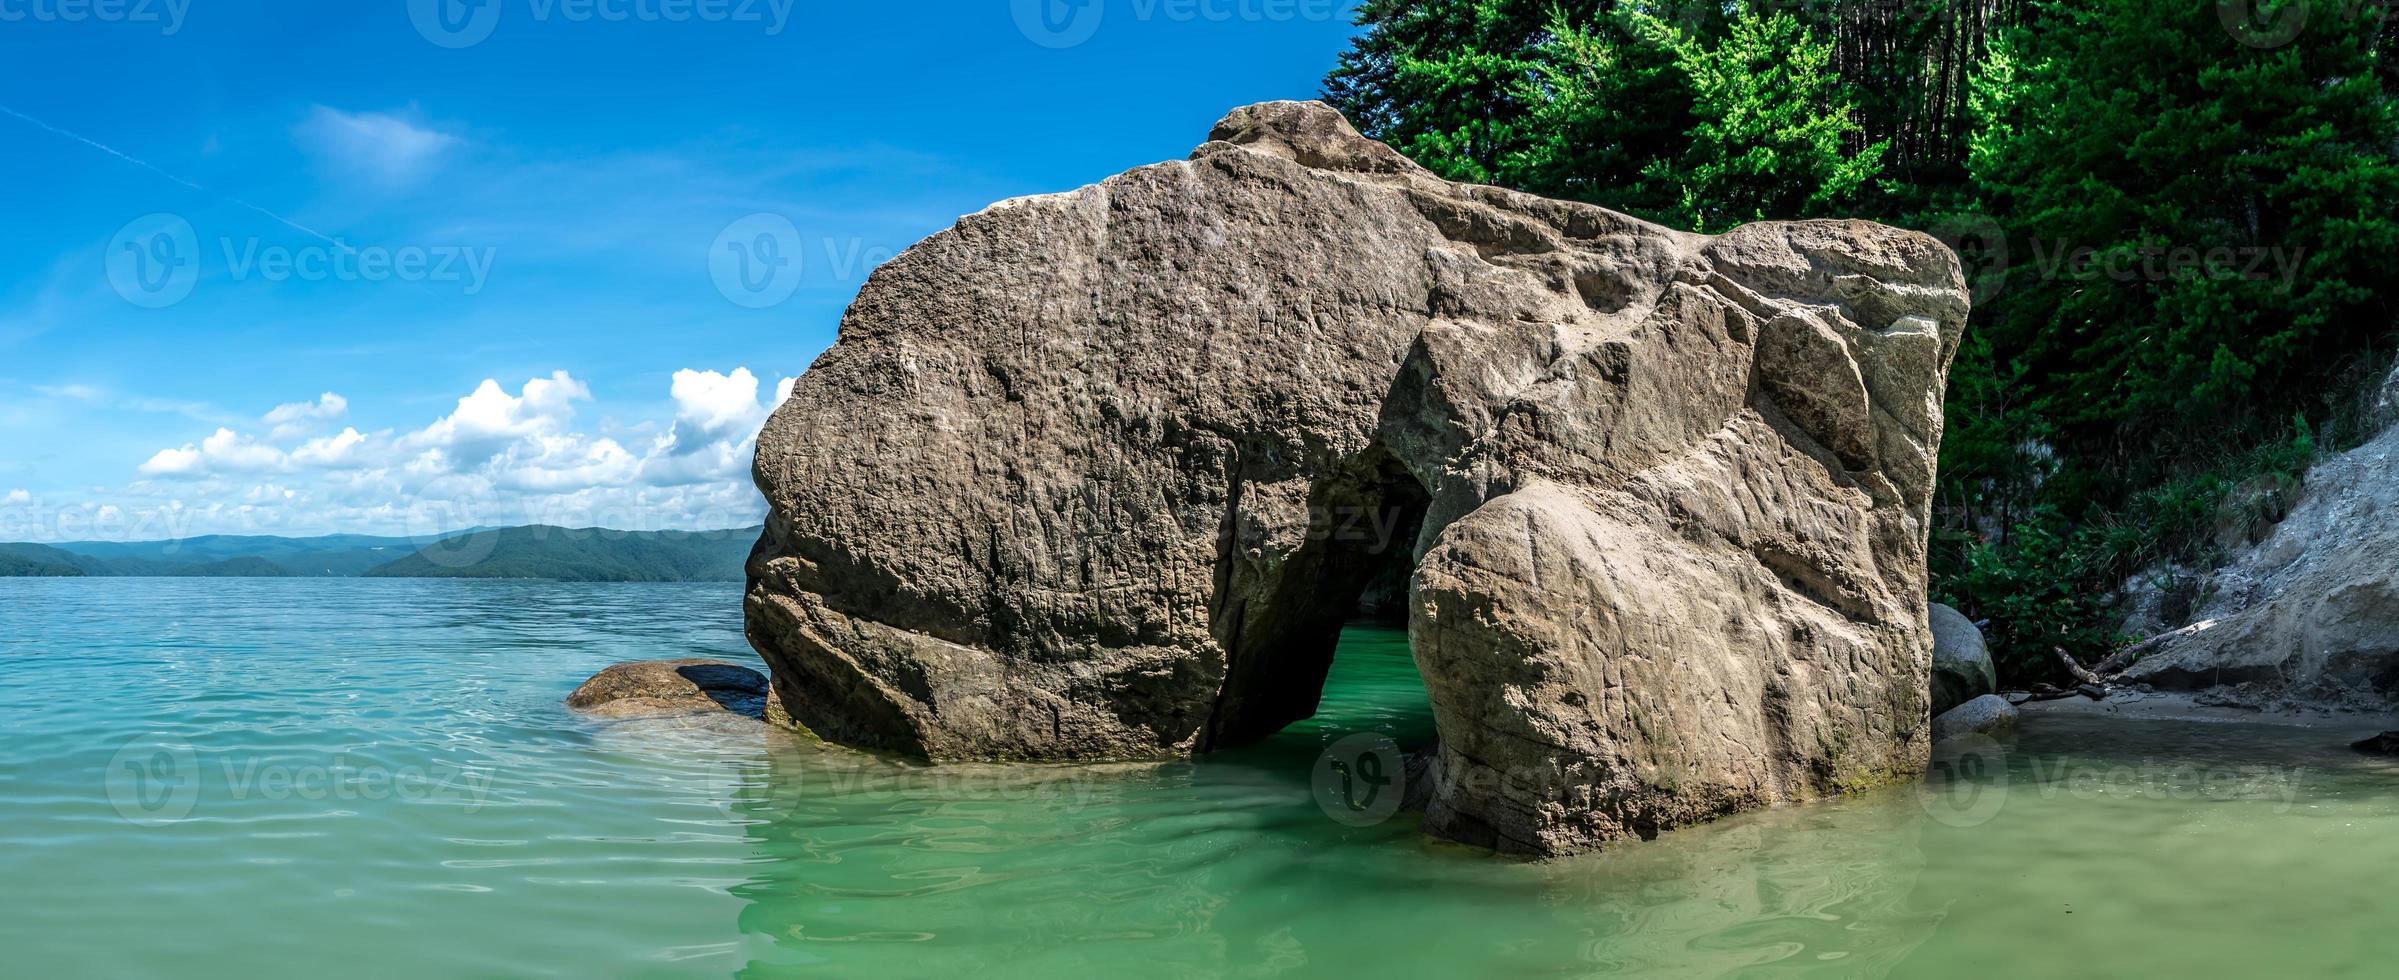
[746, 102, 1966, 854]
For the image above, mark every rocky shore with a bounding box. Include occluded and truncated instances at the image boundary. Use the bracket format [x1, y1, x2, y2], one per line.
[2114, 363, 2399, 713]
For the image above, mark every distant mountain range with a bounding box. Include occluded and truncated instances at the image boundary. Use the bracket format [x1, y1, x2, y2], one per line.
[0, 527, 759, 582]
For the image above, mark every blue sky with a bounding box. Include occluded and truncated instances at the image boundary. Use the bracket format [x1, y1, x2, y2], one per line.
[0, 0, 1360, 541]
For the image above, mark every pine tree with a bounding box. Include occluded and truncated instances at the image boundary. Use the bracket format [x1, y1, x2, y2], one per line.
[1971, 0, 2399, 472]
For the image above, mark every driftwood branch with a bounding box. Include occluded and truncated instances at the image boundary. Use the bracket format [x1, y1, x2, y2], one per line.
[2089, 620, 2216, 676]
[2052, 646, 2106, 687]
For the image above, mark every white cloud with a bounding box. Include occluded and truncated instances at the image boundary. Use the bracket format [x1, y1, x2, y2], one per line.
[640, 368, 788, 487]
[668, 367, 769, 444]
[137, 446, 203, 478]
[406, 371, 590, 465]
[199, 428, 287, 472]
[297, 106, 460, 186]
[110, 367, 788, 538]
[35, 383, 105, 403]
[2, 489, 29, 505]
[491, 434, 641, 492]
[289, 427, 368, 468]
[25, 383, 238, 425]
[140, 428, 288, 478]
[263, 392, 348, 440]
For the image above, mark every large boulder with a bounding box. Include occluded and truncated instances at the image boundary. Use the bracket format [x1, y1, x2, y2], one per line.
[745, 102, 1967, 855]
[1929, 603, 1996, 715]
[2122, 362, 2399, 710]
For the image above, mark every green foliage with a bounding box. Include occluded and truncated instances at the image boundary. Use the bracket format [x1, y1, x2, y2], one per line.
[0, 545, 85, 577]
[1332, 0, 2399, 685]
[1938, 509, 2119, 681]
[1334, 2, 1885, 227]
[1631, 9, 1887, 231]
[1936, 415, 2322, 680]
[1494, 6, 1692, 214]
[1971, 0, 2399, 466]
[1325, 0, 1563, 185]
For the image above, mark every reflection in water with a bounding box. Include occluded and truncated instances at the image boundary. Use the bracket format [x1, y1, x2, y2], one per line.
[723, 626, 1944, 978]
[11, 581, 2399, 978]
[720, 630, 2399, 978]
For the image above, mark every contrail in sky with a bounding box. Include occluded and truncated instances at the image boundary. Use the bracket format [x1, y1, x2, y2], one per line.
[0, 103, 352, 252]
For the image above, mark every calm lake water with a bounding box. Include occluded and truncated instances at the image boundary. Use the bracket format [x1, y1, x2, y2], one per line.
[5, 579, 2398, 978]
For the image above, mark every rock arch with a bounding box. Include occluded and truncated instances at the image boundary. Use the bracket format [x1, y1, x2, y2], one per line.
[744, 102, 1965, 855]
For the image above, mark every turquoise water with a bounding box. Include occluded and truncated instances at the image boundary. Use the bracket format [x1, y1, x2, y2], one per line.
[6, 579, 2399, 978]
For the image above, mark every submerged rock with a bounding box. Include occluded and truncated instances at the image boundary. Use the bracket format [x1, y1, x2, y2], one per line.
[1931, 695, 2018, 742]
[2121, 362, 2399, 711]
[1929, 603, 1996, 716]
[2351, 731, 2399, 755]
[567, 659, 770, 721]
[745, 101, 1966, 855]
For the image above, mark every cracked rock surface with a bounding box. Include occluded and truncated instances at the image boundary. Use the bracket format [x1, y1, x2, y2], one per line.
[745, 101, 1965, 855]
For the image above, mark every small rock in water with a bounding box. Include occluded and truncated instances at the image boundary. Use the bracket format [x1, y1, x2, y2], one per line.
[1931, 695, 2019, 743]
[2350, 731, 2399, 755]
[567, 659, 770, 721]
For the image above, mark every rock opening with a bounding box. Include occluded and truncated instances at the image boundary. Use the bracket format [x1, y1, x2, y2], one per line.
[1200, 446, 1430, 750]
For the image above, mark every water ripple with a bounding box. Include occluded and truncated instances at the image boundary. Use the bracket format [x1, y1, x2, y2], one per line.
[8, 581, 2398, 977]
